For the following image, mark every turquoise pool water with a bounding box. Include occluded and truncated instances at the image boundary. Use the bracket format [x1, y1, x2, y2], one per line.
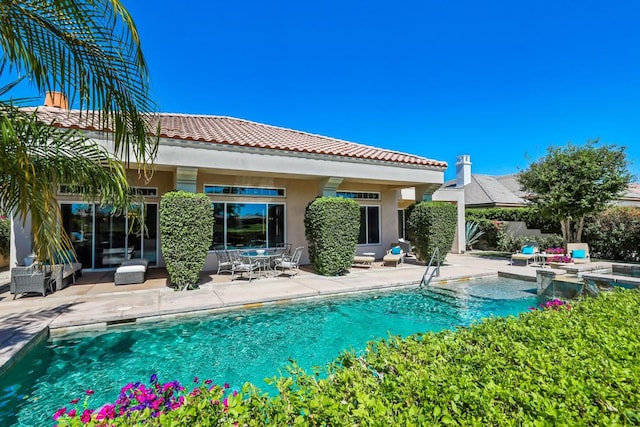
[0, 277, 540, 426]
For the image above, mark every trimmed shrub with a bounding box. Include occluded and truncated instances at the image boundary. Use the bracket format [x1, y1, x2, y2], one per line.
[583, 206, 640, 261]
[467, 207, 561, 234]
[304, 197, 360, 276]
[496, 228, 564, 253]
[55, 290, 640, 426]
[0, 215, 9, 258]
[160, 191, 214, 289]
[407, 201, 456, 263]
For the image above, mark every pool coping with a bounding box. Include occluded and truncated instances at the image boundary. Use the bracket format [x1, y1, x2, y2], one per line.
[0, 254, 537, 377]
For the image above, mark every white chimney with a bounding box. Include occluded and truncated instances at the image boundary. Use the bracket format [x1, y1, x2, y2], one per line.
[456, 155, 471, 188]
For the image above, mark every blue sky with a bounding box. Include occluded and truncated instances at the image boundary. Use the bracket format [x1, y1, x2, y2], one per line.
[6, 0, 640, 181]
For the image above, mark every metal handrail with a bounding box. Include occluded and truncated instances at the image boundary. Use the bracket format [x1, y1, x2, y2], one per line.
[419, 247, 441, 287]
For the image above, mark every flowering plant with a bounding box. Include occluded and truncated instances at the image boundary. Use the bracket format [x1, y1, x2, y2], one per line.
[53, 375, 239, 426]
[549, 255, 573, 263]
[545, 247, 564, 255]
[530, 298, 571, 311]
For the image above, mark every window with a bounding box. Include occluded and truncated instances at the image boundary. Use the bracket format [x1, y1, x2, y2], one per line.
[336, 191, 380, 200]
[358, 206, 380, 245]
[204, 185, 285, 197]
[212, 202, 285, 250]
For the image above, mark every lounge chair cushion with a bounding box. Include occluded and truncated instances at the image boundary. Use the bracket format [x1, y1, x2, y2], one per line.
[572, 249, 586, 259]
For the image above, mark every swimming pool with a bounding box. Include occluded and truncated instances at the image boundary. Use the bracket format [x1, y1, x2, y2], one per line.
[0, 276, 539, 426]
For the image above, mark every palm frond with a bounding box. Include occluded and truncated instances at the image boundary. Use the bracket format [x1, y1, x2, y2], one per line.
[0, 104, 130, 262]
[0, 0, 159, 167]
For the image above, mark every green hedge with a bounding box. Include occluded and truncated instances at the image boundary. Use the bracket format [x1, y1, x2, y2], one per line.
[407, 201, 456, 263]
[583, 206, 640, 262]
[496, 229, 564, 253]
[304, 197, 360, 276]
[0, 216, 9, 258]
[60, 291, 640, 426]
[467, 207, 561, 234]
[160, 191, 214, 289]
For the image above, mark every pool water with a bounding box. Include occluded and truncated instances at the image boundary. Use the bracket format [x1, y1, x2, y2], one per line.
[0, 277, 539, 426]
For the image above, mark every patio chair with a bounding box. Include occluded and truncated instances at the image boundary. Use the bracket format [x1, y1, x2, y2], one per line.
[397, 238, 414, 257]
[215, 250, 234, 275]
[383, 246, 405, 267]
[274, 246, 303, 277]
[230, 252, 260, 282]
[275, 242, 292, 257]
[510, 242, 539, 266]
[10, 266, 51, 299]
[567, 243, 591, 264]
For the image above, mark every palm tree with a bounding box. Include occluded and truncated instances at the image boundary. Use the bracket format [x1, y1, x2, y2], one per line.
[0, 0, 158, 262]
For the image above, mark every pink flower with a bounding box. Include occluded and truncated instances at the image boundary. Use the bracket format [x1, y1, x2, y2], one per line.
[52, 407, 67, 421]
[70, 398, 80, 404]
[193, 376, 199, 384]
[204, 379, 212, 385]
[80, 409, 93, 423]
[68, 409, 77, 418]
[85, 389, 95, 396]
[224, 383, 230, 389]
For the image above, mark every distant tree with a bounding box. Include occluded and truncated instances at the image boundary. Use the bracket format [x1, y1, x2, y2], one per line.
[518, 140, 633, 245]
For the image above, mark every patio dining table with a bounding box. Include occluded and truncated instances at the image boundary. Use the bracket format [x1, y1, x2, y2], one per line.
[239, 249, 283, 277]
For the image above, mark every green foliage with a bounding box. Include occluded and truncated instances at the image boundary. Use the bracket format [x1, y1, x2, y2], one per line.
[518, 140, 633, 243]
[465, 221, 485, 250]
[583, 206, 640, 261]
[160, 191, 213, 289]
[496, 228, 564, 253]
[466, 207, 560, 234]
[0, 215, 9, 257]
[304, 197, 360, 276]
[66, 291, 640, 426]
[407, 202, 456, 263]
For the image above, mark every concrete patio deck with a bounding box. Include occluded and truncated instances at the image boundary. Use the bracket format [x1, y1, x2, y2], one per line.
[0, 253, 538, 375]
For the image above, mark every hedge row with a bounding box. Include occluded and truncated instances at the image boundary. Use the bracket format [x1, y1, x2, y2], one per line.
[304, 197, 360, 276]
[0, 216, 9, 258]
[583, 206, 640, 262]
[407, 202, 457, 263]
[56, 290, 640, 426]
[159, 191, 214, 289]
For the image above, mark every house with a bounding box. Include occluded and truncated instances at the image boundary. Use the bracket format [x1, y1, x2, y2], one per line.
[10, 96, 463, 271]
[433, 155, 640, 209]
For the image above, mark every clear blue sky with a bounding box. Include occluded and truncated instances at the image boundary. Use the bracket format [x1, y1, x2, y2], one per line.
[7, 0, 640, 181]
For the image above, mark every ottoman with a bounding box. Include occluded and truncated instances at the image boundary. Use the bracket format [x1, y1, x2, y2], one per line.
[115, 258, 149, 285]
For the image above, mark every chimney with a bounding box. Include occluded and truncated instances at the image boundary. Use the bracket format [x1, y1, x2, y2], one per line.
[44, 91, 69, 109]
[455, 155, 472, 188]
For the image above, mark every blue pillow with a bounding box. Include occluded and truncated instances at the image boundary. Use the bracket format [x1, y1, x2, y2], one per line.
[522, 246, 534, 255]
[572, 249, 586, 259]
[391, 246, 401, 255]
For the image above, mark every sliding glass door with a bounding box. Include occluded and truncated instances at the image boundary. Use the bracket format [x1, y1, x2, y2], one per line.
[60, 202, 158, 269]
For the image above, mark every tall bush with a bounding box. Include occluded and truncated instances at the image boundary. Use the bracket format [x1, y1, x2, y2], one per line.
[407, 201, 456, 263]
[0, 215, 9, 258]
[304, 197, 360, 276]
[160, 191, 214, 289]
[583, 206, 640, 261]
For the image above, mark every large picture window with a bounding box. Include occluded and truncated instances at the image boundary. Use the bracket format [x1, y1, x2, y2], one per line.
[212, 202, 285, 250]
[358, 206, 380, 245]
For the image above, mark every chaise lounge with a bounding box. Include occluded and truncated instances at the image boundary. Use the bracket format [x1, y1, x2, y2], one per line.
[383, 246, 405, 267]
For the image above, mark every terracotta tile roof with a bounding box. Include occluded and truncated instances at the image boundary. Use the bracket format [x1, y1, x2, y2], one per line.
[27, 107, 447, 168]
